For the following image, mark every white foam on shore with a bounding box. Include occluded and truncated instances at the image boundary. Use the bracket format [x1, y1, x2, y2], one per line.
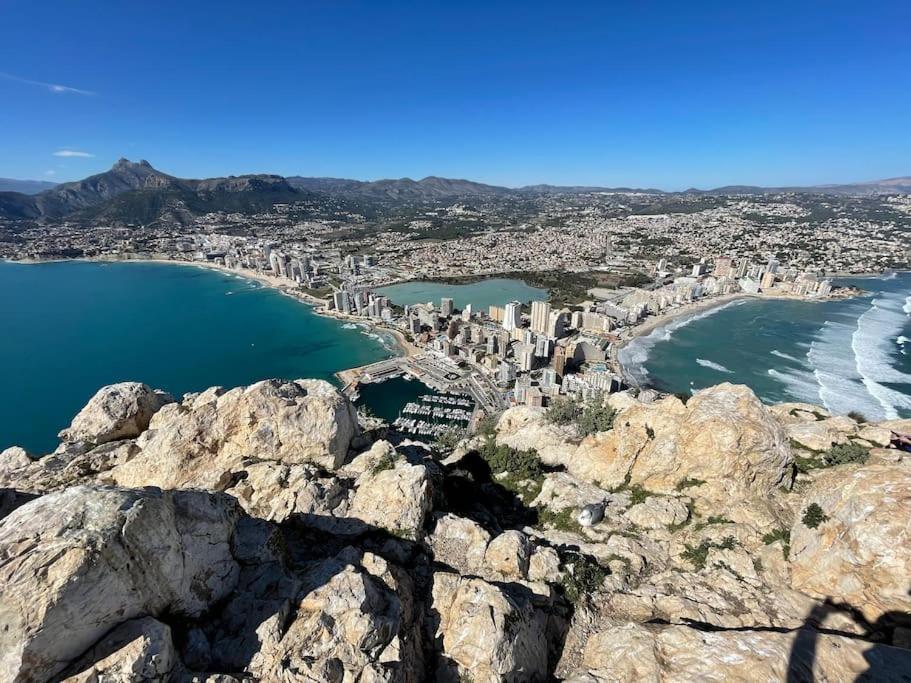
[770, 349, 802, 363]
[341, 323, 358, 330]
[849, 294, 911, 419]
[771, 291, 911, 420]
[696, 358, 732, 373]
[618, 300, 742, 384]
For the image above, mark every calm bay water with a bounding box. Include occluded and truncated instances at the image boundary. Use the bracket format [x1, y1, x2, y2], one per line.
[620, 273, 911, 421]
[0, 261, 393, 453]
[374, 278, 546, 311]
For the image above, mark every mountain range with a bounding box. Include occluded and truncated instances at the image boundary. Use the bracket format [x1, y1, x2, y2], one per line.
[0, 178, 57, 195]
[1, 159, 909, 224]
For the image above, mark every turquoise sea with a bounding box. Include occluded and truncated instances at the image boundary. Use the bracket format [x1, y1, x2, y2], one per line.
[0, 261, 393, 453]
[374, 278, 546, 311]
[619, 273, 911, 421]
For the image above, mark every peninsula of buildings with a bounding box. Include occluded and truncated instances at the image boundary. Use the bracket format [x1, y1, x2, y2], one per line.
[2, 160, 905, 435]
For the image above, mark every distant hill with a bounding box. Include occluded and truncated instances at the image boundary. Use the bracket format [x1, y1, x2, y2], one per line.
[0, 159, 305, 223]
[0, 178, 57, 195]
[691, 177, 911, 196]
[2, 161, 909, 224]
[286, 175, 511, 199]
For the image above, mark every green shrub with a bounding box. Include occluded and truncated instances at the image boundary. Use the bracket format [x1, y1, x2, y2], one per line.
[680, 536, 736, 570]
[627, 484, 652, 506]
[561, 556, 607, 603]
[577, 401, 616, 436]
[480, 439, 544, 503]
[537, 506, 582, 534]
[434, 428, 464, 451]
[762, 527, 791, 559]
[371, 451, 398, 475]
[802, 503, 829, 529]
[475, 413, 499, 438]
[675, 477, 706, 491]
[823, 442, 869, 467]
[847, 410, 867, 423]
[546, 394, 616, 436]
[546, 396, 581, 426]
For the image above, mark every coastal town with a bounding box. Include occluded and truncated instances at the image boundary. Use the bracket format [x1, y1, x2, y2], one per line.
[1, 166, 905, 437]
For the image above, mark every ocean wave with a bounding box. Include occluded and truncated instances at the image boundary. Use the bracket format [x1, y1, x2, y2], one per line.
[618, 300, 742, 384]
[897, 336, 910, 345]
[770, 349, 802, 363]
[904, 295, 911, 315]
[341, 323, 359, 330]
[695, 358, 732, 373]
[768, 367, 822, 404]
[850, 294, 911, 419]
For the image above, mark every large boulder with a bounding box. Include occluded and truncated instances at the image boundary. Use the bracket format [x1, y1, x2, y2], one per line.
[0, 485, 240, 682]
[111, 379, 358, 491]
[58, 382, 174, 445]
[347, 445, 433, 540]
[790, 463, 911, 622]
[569, 384, 792, 503]
[250, 548, 421, 682]
[431, 572, 549, 682]
[566, 622, 911, 682]
[59, 617, 177, 683]
[496, 405, 577, 466]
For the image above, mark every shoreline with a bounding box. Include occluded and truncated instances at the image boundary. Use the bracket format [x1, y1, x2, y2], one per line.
[7, 254, 421, 363]
[612, 288, 860, 387]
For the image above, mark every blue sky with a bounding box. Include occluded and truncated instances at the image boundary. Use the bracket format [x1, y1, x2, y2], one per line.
[1, 0, 909, 189]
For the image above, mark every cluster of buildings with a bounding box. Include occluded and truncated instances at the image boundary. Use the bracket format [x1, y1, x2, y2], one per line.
[328, 252, 846, 413]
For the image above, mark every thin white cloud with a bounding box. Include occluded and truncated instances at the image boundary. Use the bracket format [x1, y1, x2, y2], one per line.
[44, 170, 57, 177]
[0, 71, 94, 96]
[53, 149, 94, 158]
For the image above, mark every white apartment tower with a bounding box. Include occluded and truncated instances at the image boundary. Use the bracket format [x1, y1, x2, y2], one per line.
[502, 301, 522, 331]
[529, 300, 551, 335]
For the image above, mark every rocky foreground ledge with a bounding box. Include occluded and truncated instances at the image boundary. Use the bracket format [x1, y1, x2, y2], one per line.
[1, 379, 910, 682]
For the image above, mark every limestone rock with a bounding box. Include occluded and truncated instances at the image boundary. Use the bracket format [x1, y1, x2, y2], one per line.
[0, 485, 240, 682]
[768, 402, 830, 425]
[432, 572, 548, 682]
[484, 530, 532, 580]
[858, 424, 893, 447]
[569, 622, 911, 682]
[59, 617, 177, 683]
[225, 461, 349, 523]
[787, 420, 848, 452]
[251, 548, 418, 682]
[0, 447, 31, 472]
[0, 440, 140, 495]
[348, 448, 432, 540]
[568, 384, 792, 504]
[790, 463, 911, 622]
[496, 405, 577, 466]
[430, 513, 491, 574]
[58, 382, 173, 445]
[623, 496, 690, 530]
[111, 379, 358, 491]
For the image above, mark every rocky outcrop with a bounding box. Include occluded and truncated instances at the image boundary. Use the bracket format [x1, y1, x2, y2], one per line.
[564, 622, 911, 682]
[568, 384, 793, 504]
[111, 379, 358, 490]
[58, 382, 173, 445]
[0, 485, 240, 682]
[2, 377, 910, 681]
[431, 572, 550, 682]
[347, 442, 433, 539]
[59, 617, 177, 683]
[790, 463, 911, 622]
